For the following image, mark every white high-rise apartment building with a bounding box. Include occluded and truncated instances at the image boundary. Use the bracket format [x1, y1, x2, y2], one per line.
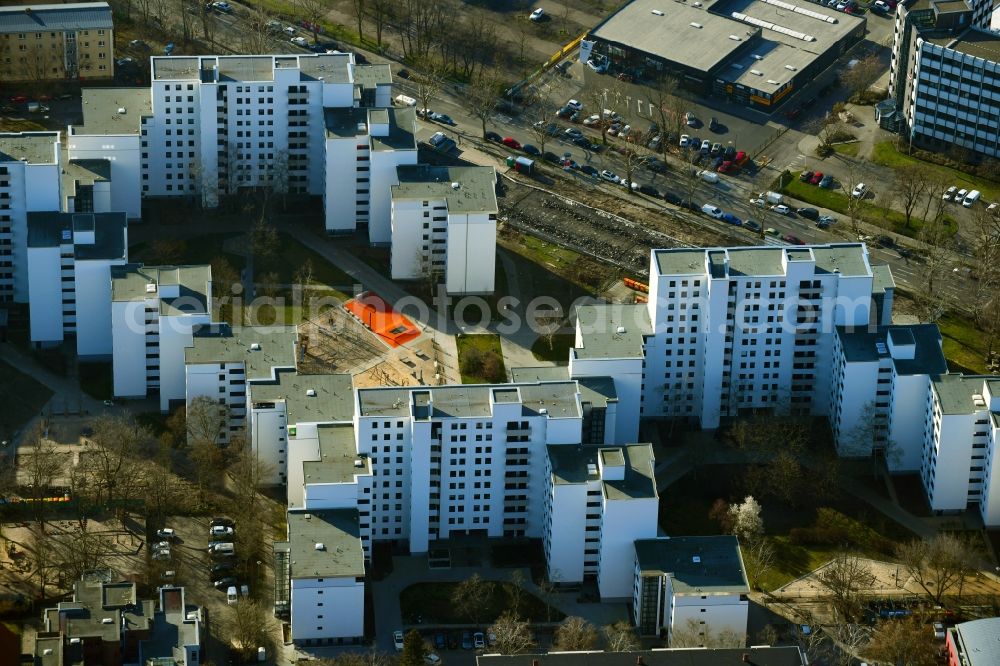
[26, 211, 127, 357]
[922, 375, 1000, 525]
[139, 54, 391, 207]
[887, 0, 1000, 158]
[111, 264, 212, 411]
[572, 244, 891, 430]
[389, 165, 499, 294]
[0, 132, 62, 303]
[830, 323, 947, 471]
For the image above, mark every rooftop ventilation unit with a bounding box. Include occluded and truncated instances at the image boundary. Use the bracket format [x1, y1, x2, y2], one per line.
[118, 107, 126, 114]
[750, 69, 763, 75]
[690, 22, 703, 28]
[767, 79, 779, 84]
[875, 342, 888, 354]
[587, 463, 598, 476]
[616, 325, 626, 334]
[652, 9, 664, 14]
[102, 618, 115, 624]
[357, 123, 367, 133]
[729, 34, 742, 40]
[61, 229, 72, 241]
[731, 63, 745, 70]
[692, 555, 701, 563]
[785, 64, 797, 71]
[249, 342, 261, 351]
[315, 543, 326, 551]
[752, 54, 764, 60]
[145, 283, 156, 293]
[354, 458, 364, 468]
[451, 182, 460, 189]
[306, 389, 316, 397]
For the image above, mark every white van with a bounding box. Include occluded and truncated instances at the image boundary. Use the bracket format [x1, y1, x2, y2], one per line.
[697, 170, 719, 184]
[701, 204, 724, 218]
[394, 94, 417, 107]
[227, 586, 238, 605]
[963, 190, 981, 207]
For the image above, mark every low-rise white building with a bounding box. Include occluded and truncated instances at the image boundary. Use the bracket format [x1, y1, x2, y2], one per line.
[276, 508, 366, 646]
[0, 132, 62, 303]
[831, 324, 947, 471]
[389, 164, 498, 294]
[26, 211, 127, 357]
[544, 444, 659, 599]
[111, 263, 212, 411]
[632, 536, 749, 644]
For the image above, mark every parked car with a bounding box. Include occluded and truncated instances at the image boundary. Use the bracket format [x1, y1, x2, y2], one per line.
[573, 136, 595, 150]
[701, 204, 724, 219]
[933, 622, 945, 640]
[600, 170, 620, 183]
[522, 144, 540, 156]
[461, 632, 473, 650]
[784, 234, 806, 245]
[685, 111, 697, 126]
[819, 174, 834, 188]
[434, 633, 448, 650]
[638, 184, 659, 197]
[700, 139, 711, 154]
[717, 160, 735, 174]
[772, 204, 791, 215]
[709, 116, 720, 132]
[818, 215, 836, 225]
[473, 632, 486, 649]
[852, 183, 869, 198]
[745, 220, 761, 232]
[530, 7, 545, 21]
[664, 191, 682, 205]
[586, 58, 607, 73]
[424, 654, 442, 665]
[810, 172, 824, 185]
[210, 525, 234, 537]
[501, 137, 521, 149]
[646, 158, 667, 173]
[797, 207, 820, 220]
[485, 131, 503, 143]
[542, 151, 560, 163]
[213, 576, 237, 590]
[156, 528, 176, 540]
[564, 127, 583, 139]
[211, 1, 232, 12]
[290, 36, 309, 47]
[721, 212, 742, 226]
[393, 631, 405, 651]
[943, 185, 958, 201]
[566, 98, 582, 111]
[799, 170, 815, 182]
[816, 219, 832, 229]
[710, 142, 722, 156]
[429, 112, 455, 125]
[555, 106, 574, 119]
[210, 561, 235, 575]
[723, 145, 737, 160]
[581, 165, 599, 177]
[210, 517, 234, 528]
[583, 114, 601, 126]
[679, 134, 691, 148]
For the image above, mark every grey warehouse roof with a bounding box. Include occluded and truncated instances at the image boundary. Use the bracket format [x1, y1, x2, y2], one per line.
[303, 424, 370, 485]
[572, 303, 651, 360]
[634, 535, 750, 595]
[74, 87, 152, 135]
[0, 2, 113, 34]
[931, 374, 1000, 415]
[0, 132, 59, 164]
[392, 165, 498, 214]
[111, 264, 211, 316]
[286, 509, 365, 579]
[186, 324, 297, 380]
[250, 371, 355, 425]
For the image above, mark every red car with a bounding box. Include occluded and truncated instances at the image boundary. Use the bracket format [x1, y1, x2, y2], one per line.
[717, 161, 735, 173]
[783, 234, 805, 245]
[734, 150, 748, 165]
[9, 95, 28, 104]
[502, 137, 521, 149]
[810, 172, 824, 185]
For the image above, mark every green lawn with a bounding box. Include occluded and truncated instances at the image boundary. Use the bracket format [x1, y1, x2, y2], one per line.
[832, 142, 860, 158]
[0, 359, 53, 441]
[456, 334, 507, 384]
[399, 581, 564, 624]
[131, 233, 246, 270]
[937, 313, 988, 373]
[271, 234, 353, 286]
[872, 141, 1000, 202]
[781, 172, 956, 239]
[78, 362, 113, 401]
[659, 464, 915, 591]
[530, 334, 575, 364]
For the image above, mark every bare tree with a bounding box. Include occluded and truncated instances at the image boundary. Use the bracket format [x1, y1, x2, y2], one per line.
[524, 91, 559, 155]
[815, 554, 876, 622]
[648, 74, 686, 157]
[603, 620, 640, 652]
[369, 0, 393, 47]
[82, 414, 152, 520]
[451, 573, 494, 625]
[297, 0, 327, 43]
[742, 537, 775, 591]
[350, 0, 366, 41]
[411, 61, 445, 119]
[20, 423, 65, 525]
[892, 164, 931, 229]
[553, 616, 599, 652]
[895, 534, 978, 604]
[840, 53, 882, 102]
[828, 623, 872, 666]
[488, 611, 535, 655]
[198, 6, 219, 47]
[317, 651, 393, 666]
[863, 618, 937, 666]
[506, 569, 527, 618]
[225, 599, 274, 660]
[241, 8, 274, 54]
[177, 0, 195, 43]
[461, 68, 504, 139]
[670, 618, 743, 648]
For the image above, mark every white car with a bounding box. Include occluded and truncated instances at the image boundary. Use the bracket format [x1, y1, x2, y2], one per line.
[156, 528, 176, 540]
[772, 204, 791, 215]
[530, 7, 545, 21]
[283, 25, 296, 35]
[851, 183, 868, 198]
[750, 197, 765, 207]
[582, 114, 601, 126]
[473, 632, 486, 649]
[700, 139, 711, 153]
[424, 654, 442, 665]
[393, 630, 405, 651]
[600, 170, 620, 183]
[210, 525, 234, 537]
[933, 622, 945, 640]
[290, 36, 308, 47]
[679, 134, 691, 147]
[942, 185, 958, 200]
[701, 204, 724, 219]
[988, 202, 998, 213]
[566, 98, 582, 111]
[956, 188, 968, 200]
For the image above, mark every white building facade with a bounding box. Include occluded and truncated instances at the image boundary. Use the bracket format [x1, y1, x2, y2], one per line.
[111, 264, 212, 411]
[26, 211, 127, 357]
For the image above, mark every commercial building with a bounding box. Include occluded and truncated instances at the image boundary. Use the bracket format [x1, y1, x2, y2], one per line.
[111, 263, 212, 411]
[26, 211, 127, 357]
[632, 536, 749, 643]
[33, 572, 201, 666]
[476, 647, 807, 666]
[390, 165, 499, 294]
[887, 0, 1000, 159]
[582, 0, 865, 110]
[0, 2, 114, 82]
[946, 617, 1000, 666]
